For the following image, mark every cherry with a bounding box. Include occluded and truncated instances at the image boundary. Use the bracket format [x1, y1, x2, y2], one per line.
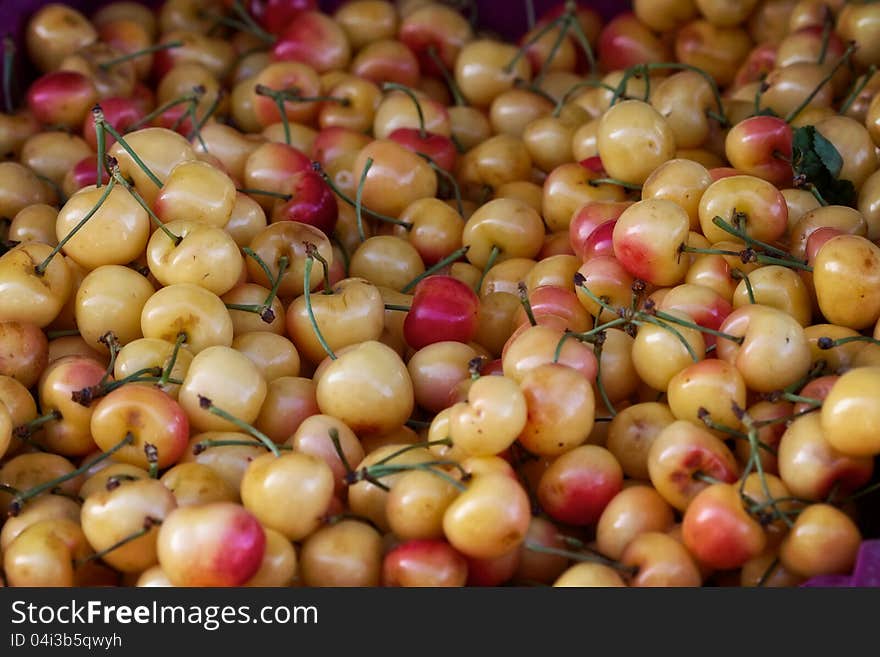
[403, 275, 479, 351]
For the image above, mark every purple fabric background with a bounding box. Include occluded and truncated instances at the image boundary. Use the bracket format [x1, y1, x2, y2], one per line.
[0, 0, 630, 107]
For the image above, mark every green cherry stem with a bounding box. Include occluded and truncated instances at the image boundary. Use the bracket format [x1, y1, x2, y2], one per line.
[46, 329, 80, 339]
[644, 304, 744, 344]
[100, 123, 163, 188]
[254, 84, 291, 145]
[373, 438, 453, 467]
[99, 331, 121, 385]
[312, 162, 412, 231]
[517, 282, 538, 327]
[236, 187, 291, 201]
[196, 395, 281, 457]
[636, 315, 700, 362]
[420, 154, 463, 216]
[400, 245, 470, 293]
[188, 88, 225, 142]
[425, 45, 466, 107]
[843, 480, 880, 504]
[785, 42, 857, 123]
[840, 65, 877, 116]
[735, 402, 794, 529]
[303, 244, 336, 361]
[35, 176, 117, 276]
[573, 274, 618, 315]
[12, 409, 61, 441]
[475, 245, 500, 294]
[526, 539, 637, 576]
[231, 0, 277, 45]
[563, 3, 597, 76]
[355, 156, 373, 242]
[349, 461, 468, 492]
[328, 427, 354, 477]
[532, 14, 570, 86]
[127, 88, 204, 132]
[158, 332, 187, 388]
[552, 80, 623, 117]
[8, 433, 135, 516]
[382, 82, 427, 139]
[756, 557, 780, 587]
[225, 254, 288, 322]
[588, 177, 643, 191]
[93, 107, 106, 189]
[553, 317, 628, 363]
[98, 41, 183, 71]
[697, 407, 748, 441]
[817, 8, 833, 65]
[505, 12, 565, 73]
[70, 366, 163, 406]
[192, 439, 291, 454]
[592, 337, 617, 418]
[109, 164, 181, 245]
[304, 246, 331, 295]
[77, 517, 161, 566]
[711, 215, 793, 260]
[731, 269, 755, 304]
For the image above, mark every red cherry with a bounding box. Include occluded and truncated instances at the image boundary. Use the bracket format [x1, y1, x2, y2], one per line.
[271, 169, 338, 236]
[26, 70, 97, 129]
[403, 275, 480, 350]
[388, 127, 457, 173]
[569, 200, 632, 260]
[598, 13, 672, 73]
[382, 539, 468, 587]
[581, 218, 617, 260]
[69, 155, 111, 192]
[579, 156, 606, 174]
[733, 43, 778, 89]
[253, 0, 317, 35]
[725, 115, 794, 189]
[82, 96, 145, 150]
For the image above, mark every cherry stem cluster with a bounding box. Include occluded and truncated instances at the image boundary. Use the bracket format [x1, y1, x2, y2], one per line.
[609, 61, 728, 127]
[227, 249, 289, 322]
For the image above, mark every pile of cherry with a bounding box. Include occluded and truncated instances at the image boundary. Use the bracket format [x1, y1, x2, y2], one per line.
[1, 0, 880, 588]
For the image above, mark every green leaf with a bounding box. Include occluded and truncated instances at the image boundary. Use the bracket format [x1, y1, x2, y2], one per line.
[791, 125, 856, 208]
[813, 130, 843, 178]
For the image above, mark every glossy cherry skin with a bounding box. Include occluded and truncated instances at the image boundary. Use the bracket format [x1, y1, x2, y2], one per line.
[597, 13, 672, 72]
[725, 116, 794, 189]
[157, 502, 266, 587]
[403, 276, 480, 351]
[537, 445, 624, 526]
[382, 539, 469, 587]
[26, 71, 97, 130]
[270, 169, 337, 236]
[682, 483, 767, 571]
[82, 96, 145, 151]
[388, 127, 457, 174]
[569, 201, 633, 260]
